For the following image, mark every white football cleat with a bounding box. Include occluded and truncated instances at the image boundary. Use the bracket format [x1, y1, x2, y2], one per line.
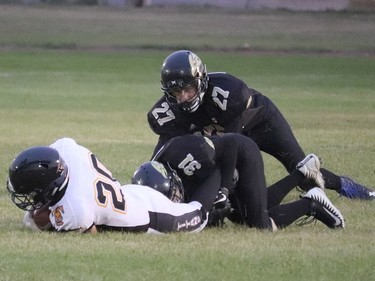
[296, 154, 325, 189]
[303, 187, 345, 229]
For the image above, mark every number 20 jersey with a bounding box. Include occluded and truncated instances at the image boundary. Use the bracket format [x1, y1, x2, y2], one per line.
[48, 138, 205, 233]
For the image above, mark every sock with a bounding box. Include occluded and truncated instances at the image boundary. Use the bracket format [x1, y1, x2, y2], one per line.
[268, 198, 310, 228]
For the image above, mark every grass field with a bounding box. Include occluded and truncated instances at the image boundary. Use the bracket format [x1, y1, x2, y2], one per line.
[0, 4, 374, 281]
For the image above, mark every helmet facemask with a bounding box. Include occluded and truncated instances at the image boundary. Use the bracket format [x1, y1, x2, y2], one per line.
[7, 180, 45, 211]
[7, 168, 69, 211]
[161, 50, 208, 113]
[167, 168, 185, 203]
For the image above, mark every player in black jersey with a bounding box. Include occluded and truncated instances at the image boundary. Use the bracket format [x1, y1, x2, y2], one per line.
[147, 50, 374, 200]
[132, 134, 345, 230]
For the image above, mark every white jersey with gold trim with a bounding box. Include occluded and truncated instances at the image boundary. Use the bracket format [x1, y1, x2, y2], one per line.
[46, 138, 206, 233]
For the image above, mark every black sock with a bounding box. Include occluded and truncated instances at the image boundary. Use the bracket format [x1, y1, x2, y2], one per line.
[268, 198, 311, 228]
[267, 170, 305, 208]
[321, 168, 341, 191]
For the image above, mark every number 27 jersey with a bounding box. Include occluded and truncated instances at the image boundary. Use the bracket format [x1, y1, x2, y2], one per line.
[148, 72, 258, 144]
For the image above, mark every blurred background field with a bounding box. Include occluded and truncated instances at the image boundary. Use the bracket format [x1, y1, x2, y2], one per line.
[0, 3, 374, 281]
[0, 3, 374, 53]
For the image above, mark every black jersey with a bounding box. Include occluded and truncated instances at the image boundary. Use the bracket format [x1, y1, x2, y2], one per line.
[148, 71, 333, 193]
[148, 72, 264, 154]
[152, 134, 219, 208]
[151, 133, 270, 228]
[152, 133, 261, 195]
[153, 134, 216, 182]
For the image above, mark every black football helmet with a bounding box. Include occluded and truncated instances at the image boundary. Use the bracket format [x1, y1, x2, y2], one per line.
[131, 161, 185, 203]
[161, 50, 208, 112]
[6, 146, 69, 211]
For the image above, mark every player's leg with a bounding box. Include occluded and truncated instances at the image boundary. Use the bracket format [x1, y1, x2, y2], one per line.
[245, 95, 374, 200]
[266, 170, 304, 209]
[217, 134, 271, 229]
[269, 187, 345, 229]
[267, 153, 325, 208]
[212, 134, 272, 228]
[245, 96, 339, 188]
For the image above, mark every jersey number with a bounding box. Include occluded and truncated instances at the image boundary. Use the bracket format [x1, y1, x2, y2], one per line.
[152, 102, 176, 126]
[212, 86, 229, 111]
[91, 154, 126, 213]
[178, 153, 202, 176]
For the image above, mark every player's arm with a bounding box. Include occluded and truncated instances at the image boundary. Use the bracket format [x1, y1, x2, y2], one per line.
[151, 135, 171, 158]
[24, 209, 97, 234]
[189, 167, 222, 211]
[82, 224, 97, 234]
[23, 205, 53, 232]
[147, 197, 208, 234]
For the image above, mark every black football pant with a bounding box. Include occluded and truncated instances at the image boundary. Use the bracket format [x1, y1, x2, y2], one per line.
[214, 133, 315, 229]
[243, 94, 341, 191]
[213, 134, 272, 229]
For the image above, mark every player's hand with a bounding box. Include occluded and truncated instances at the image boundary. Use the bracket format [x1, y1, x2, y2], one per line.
[207, 188, 231, 227]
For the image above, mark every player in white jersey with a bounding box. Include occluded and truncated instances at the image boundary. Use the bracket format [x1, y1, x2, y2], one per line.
[6, 138, 207, 234]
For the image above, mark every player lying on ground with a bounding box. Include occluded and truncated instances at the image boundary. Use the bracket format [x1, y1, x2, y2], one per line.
[6, 137, 207, 233]
[132, 133, 345, 230]
[147, 50, 374, 200]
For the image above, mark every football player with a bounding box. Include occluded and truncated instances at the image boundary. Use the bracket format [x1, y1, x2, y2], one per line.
[6, 137, 207, 234]
[132, 133, 345, 230]
[147, 50, 374, 200]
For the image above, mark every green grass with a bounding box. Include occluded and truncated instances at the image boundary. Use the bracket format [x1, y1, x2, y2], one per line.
[0, 5, 374, 281]
[0, 4, 374, 53]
